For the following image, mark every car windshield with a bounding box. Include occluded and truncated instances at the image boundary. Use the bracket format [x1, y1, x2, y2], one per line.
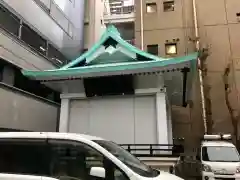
[94, 140, 160, 177]
[202, 146, 240, 162]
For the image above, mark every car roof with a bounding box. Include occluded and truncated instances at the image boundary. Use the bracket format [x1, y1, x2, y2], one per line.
[0, 132, 105, 141]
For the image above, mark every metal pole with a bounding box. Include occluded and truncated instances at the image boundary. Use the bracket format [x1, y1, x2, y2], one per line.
[140, 0, 144, 50]
[192, 0, 207, 134]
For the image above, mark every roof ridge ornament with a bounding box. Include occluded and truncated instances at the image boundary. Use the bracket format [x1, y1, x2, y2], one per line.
[107, 25, 121, 37]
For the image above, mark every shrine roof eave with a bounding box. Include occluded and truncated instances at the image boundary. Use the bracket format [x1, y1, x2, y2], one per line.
[22, 52, 198, 81]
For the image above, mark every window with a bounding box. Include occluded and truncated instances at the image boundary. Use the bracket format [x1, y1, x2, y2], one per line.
[165, 43, 177, 55]
[94, 140, 160, 178]
[0, 139, 130, 180]
[21, 23, 47, 56]
[163, 1, 175, 12]
[146, 3, 157, 13]
[48, 44, 67, 66]
[0, 4, 20, 36]
[0, 139, 50, 175]
[202, 146, 240, 162]
[147, 44, 158, 56]
[0, 60, 5, 82]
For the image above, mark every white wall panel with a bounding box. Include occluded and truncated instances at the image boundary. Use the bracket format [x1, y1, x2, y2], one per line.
[68, 95, 161, 144]
[134, 96, 157, 144]
[69, 99, 90, 134]
[89, 97, 135, 144]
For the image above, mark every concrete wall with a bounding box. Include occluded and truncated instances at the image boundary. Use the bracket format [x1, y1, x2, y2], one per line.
[0, 83, 59, 132]
[1, 0, 85, 59]
[134, 0, 240, 147]
[0, 29, 55, 70]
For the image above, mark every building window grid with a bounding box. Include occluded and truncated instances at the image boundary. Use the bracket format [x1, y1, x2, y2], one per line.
[0, 3, 68, 67]
[106, 0, 135, 15]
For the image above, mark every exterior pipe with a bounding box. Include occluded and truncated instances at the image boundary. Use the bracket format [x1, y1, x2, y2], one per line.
[140, 0, 144, 50]
[192, 0, 208, 134]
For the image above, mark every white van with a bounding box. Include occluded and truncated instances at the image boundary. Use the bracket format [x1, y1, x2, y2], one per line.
[200, 134, 240, 180]
[0, 132, 183, 180]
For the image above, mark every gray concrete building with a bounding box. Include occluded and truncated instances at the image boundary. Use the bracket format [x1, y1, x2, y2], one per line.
[0, 0, 85, 131]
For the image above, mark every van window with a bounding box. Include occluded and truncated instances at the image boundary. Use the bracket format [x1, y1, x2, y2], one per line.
[0, 139, 130, 180]
[0, 139, 50, 175]
[202, 146, 240, 162]
[94, 140, 160, 177]
[49, 139, 130, 180]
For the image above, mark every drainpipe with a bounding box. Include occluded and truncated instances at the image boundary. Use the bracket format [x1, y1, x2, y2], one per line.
[192, 0, 208, 134]
[140, 0, 144, 50]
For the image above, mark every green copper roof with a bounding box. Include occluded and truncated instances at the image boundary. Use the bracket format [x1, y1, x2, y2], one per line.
[22, 25, 198, 80]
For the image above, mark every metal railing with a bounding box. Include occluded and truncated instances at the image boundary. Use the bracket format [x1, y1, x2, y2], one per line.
[120, 144, 184, 157]
[104, 1, 135, 16]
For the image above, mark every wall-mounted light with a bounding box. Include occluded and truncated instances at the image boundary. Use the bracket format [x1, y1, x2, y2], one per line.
[40, 46, 46, 52]
[51, 58, 63, 64]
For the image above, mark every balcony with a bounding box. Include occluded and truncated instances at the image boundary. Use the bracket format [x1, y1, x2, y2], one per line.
[104, 0, 135, 24]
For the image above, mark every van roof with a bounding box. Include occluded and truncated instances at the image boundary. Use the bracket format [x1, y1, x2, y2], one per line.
[0, 132, 105, 141]
[202, 140, 235, 147]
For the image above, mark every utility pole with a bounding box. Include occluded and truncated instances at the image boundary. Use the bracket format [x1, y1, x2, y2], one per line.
[192, 0, 209, 134]
[140, 0, 144, 50]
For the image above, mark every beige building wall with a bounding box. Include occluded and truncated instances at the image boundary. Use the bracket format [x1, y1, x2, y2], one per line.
[195, 0, 240, 137]
[84, 0, 106, 49]
[135, 0, 240, 147]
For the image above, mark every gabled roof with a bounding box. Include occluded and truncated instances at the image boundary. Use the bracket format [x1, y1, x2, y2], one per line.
[22, 25, 198, 81]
